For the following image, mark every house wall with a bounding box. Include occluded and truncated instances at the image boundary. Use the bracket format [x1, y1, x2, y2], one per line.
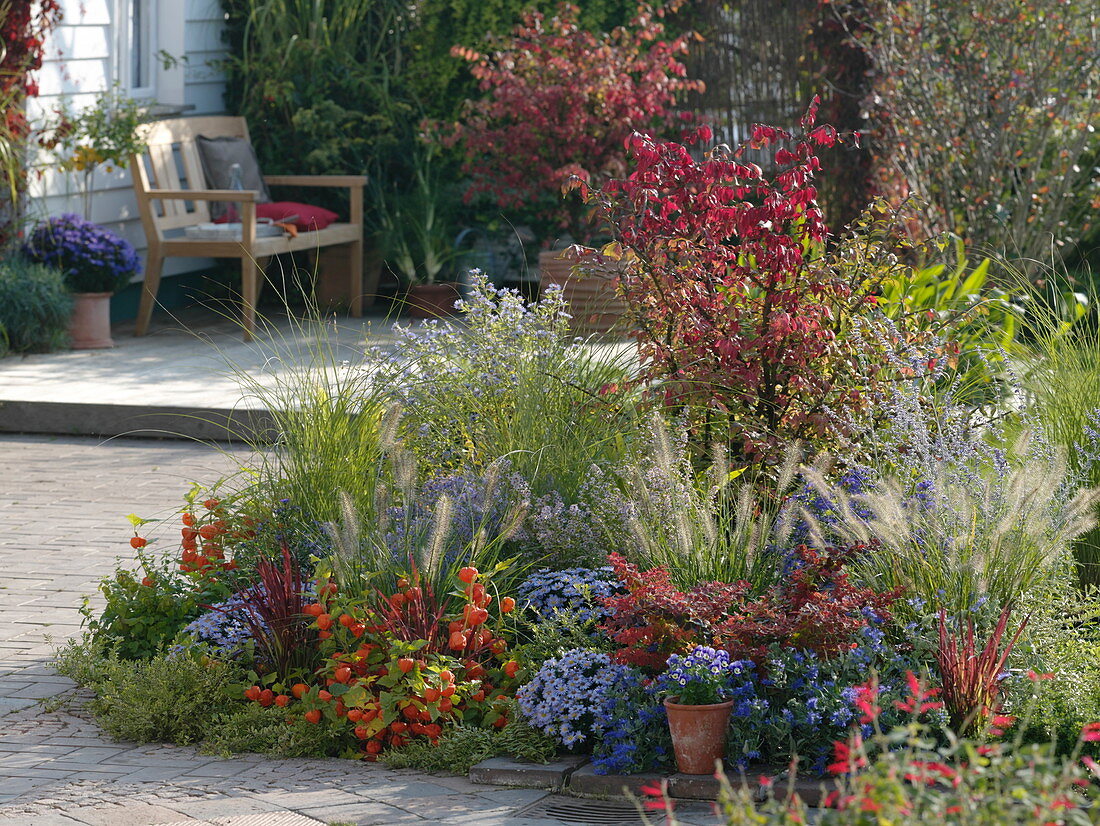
[27, 0, 229, 281]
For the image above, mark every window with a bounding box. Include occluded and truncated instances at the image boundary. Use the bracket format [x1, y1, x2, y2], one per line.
[116, 0, 156, 97]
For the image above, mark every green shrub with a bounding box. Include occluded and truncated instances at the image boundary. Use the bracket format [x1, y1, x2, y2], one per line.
[383, 701, 557, 774]
[56, 640, 243, 745]
[201, 703, 349, 759]
[0, 254, 70, 355]
[82, 553, 230, 660]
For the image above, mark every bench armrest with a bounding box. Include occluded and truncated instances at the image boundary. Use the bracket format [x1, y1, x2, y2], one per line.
[263, 175, 368, 187]
[146, 189, 259, 202]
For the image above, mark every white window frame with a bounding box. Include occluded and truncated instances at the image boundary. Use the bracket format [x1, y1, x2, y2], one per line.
[114, 0, 157, 99]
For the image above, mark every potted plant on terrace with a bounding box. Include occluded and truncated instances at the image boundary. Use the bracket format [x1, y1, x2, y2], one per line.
[445, 1, 701, 333]
[22, 214, 141, 349]
[376, 146, 461, 318]
[659, 646, 737, 775]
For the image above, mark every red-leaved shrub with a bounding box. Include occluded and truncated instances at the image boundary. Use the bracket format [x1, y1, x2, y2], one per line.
[577, 100, 905, 464]
[445, 1, 702, 244]
[715, 544, 901, 662]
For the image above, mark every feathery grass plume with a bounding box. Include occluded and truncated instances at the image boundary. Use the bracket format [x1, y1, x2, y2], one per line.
[606, 415, 802, 589]
[423, 493, 454, 583]
[800, 361, 1100, 617]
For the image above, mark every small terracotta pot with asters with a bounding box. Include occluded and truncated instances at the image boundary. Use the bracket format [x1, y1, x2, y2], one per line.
[664, 697, 733, 775]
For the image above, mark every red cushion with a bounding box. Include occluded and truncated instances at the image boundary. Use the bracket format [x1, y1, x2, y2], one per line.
[256, 201, 340, 231]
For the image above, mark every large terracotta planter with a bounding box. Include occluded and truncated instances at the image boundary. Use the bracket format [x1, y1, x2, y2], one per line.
[537, 249, 628, 335]
[406, 282, 461, 319]
[69, 292, 114, 349]
[664, 698, 733, 775]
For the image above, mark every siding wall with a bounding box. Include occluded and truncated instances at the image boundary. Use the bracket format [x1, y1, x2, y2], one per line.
[27, 0, 229, 280]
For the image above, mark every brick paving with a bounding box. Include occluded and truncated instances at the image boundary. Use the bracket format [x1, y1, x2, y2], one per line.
[0, 435, 721, 826]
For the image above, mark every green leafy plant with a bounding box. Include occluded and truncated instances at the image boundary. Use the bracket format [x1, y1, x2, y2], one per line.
[82, 552, 230, 660]
[0, 253, 70, 355]
[55, 639, 244, 745]
[201, 702, 348, 758]
[373, 143, 459, 286]
[383, 701, 556, 774]
[857, 0, 1100, 269]
[876, 244, 1023, 405]
[38, 85, 148, 220]
[219, 0, 415, 215]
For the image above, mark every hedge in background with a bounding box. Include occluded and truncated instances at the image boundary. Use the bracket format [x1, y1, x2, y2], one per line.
[0, 253, 70, 355]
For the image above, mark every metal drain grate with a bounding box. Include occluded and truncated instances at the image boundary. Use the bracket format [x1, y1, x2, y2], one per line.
[517, 795, 666, 825]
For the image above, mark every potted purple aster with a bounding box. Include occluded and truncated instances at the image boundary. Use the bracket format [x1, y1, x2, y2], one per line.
[22, 214, 140, 348]
[660, 646, 737, 775]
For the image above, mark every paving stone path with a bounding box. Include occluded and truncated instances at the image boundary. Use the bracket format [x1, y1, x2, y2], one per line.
[0, 435, 720, 826]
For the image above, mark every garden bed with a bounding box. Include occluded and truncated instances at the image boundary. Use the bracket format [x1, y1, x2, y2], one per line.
[58, 115, 1100, 826]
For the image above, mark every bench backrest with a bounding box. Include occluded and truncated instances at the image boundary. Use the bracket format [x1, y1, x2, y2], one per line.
[131, 116, 253, 238]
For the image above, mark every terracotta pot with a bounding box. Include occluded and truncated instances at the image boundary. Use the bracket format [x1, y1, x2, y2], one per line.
[406, 282, 461, 319]
[69, 292, 114, 349]
[537, 249, 629, 335]
[664, 697, 733, 775]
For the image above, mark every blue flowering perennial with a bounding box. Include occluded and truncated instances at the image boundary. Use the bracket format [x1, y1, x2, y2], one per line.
[660, 646, 750, 705]
[517, 648, 638, 749]
[517, 566, 620, 624]
[385, 467, 530, 569]
[22, 214, 140, 294]
[589, 627, 924, 776]
[176, 592, 262, 659]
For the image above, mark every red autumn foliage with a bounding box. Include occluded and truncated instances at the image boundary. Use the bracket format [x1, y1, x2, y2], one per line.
[600, 545, 897, 670]
[445, 1, 702, 244]
[1, 1, 61, 242]
[579, 99, 901, 464]
[715, 544, 901, 662]
[1, 0, 60, 100]
[599, 552, 749, 671]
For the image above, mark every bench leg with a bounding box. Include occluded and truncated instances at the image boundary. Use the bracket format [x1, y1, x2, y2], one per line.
[134, 248, 164, 337]
[241, 256, 258, 341]
[315, 242, 363, 316]
[349, 239, 363, 317]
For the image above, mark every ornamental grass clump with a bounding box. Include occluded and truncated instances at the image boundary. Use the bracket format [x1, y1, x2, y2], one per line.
[800, 369, 1100, 618]
[601, 416, 803, 589]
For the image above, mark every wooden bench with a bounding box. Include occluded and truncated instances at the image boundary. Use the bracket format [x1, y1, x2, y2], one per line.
[129, 116, 367, 340]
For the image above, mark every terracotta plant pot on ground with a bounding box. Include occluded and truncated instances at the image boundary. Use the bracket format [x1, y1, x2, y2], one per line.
[537, 249, 629, 335]
[68, 292, 114, 349]
[664, 697, 734, 775]
[406, 282, 461, 319]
